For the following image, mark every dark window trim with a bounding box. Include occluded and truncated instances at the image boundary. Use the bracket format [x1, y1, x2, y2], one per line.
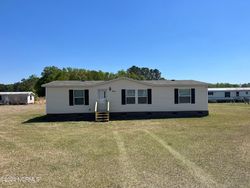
[208, 91, 214, 96]
[69, 89, 89, 106]
[191, 88, 195, 104]
[148, 89, 152, 104]
[174, 89, 178, 104]
[236, 91, 239, 97]
[69, 90, 74, 106]
[85, 90, 89, 105]
[225, 91, 231, 98]
[121, 89, 126, 105]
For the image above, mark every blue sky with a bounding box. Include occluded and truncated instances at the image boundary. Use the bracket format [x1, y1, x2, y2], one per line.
[0, 0, 250, 84]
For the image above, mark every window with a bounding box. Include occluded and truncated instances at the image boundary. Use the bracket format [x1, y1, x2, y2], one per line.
[208, 91, 214, 96]
[74, 90, 85, 105]
[236, 91, 239, 97]
[30, 95, 32, 100]
[126, 90, 135, 104]
[138, 89, 148, 104]
[0, 95, 2, 100]
[179, 89, 191, 103]
[246, 91, 248, 95]
[225, 92, 230, 98]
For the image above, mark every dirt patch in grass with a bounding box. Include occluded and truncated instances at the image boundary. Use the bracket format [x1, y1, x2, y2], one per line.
[112, 130, 143, 187]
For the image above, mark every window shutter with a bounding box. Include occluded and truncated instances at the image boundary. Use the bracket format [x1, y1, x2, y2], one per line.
[69, 90, 74, 106]
[191, 88, 195, 104]
[85, 90, 89, 105]
[147, 89, 152, 104]
[121, 89, 126, 105]
[174, 89, 179, 104]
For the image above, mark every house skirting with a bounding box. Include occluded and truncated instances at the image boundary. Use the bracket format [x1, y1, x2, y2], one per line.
[110, 111, 208, 120]
[46, 111, 209, 121]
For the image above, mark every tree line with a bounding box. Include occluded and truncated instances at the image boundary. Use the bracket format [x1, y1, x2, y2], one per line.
[0, 65, 249, 97]
[0, 66, 164, 96]
[208, 83, 250, 88]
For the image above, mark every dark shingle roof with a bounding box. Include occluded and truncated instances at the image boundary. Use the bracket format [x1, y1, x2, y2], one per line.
[141, 80, 208, 86]
[42, 78, 208, 87]
[42, 80, 104, 87]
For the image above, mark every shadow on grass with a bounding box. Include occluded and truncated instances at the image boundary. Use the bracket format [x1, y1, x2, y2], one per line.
[23, 111, 209, 124]
[23, 114, 95, 123]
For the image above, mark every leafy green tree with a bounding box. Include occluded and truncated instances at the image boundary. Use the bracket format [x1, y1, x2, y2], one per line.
[19, 75, 39, 92]
[3, 65, 250, 97]
[242, 83, 250, 87]
[208, 83, 240, 88]
[1, 65, 166, 96]
[0, 84, 7, 92]
[35, 66, 63, 96]
[127, 66, 163, 80]
[116, 70, 128, 78]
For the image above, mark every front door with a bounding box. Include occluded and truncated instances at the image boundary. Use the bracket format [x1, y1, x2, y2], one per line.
[98, 89, 107, 111]
[98, 89, 107, 101]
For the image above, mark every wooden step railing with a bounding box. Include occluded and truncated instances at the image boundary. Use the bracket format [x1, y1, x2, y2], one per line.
[95, 100, 110, 122]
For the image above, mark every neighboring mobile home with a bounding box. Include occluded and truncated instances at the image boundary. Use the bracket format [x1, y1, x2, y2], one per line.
[208, 88, 250, 102]
[42, 77, 209, 121]
[0, 92, 35, 105]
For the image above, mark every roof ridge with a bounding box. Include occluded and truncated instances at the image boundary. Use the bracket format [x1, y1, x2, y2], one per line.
[42, 78, 208, 87]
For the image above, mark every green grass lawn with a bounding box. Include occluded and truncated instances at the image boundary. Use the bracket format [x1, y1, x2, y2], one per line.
[0, 104, 249, 187]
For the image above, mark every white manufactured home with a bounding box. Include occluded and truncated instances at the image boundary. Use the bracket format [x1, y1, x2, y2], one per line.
[208, 88, 250, 102]
[42, 77, 209, 121]
[0, 92, 35, 105]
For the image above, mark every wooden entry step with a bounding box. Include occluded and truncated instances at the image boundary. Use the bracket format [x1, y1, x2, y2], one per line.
[95, 112, 110, 122]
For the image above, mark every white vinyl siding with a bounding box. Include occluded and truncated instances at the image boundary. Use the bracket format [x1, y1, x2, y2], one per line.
[45, 79, 208, 114]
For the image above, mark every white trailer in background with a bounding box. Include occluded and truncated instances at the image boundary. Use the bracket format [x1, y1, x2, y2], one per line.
[208, 88, 250, 103]
[0, 92, 35, 105]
